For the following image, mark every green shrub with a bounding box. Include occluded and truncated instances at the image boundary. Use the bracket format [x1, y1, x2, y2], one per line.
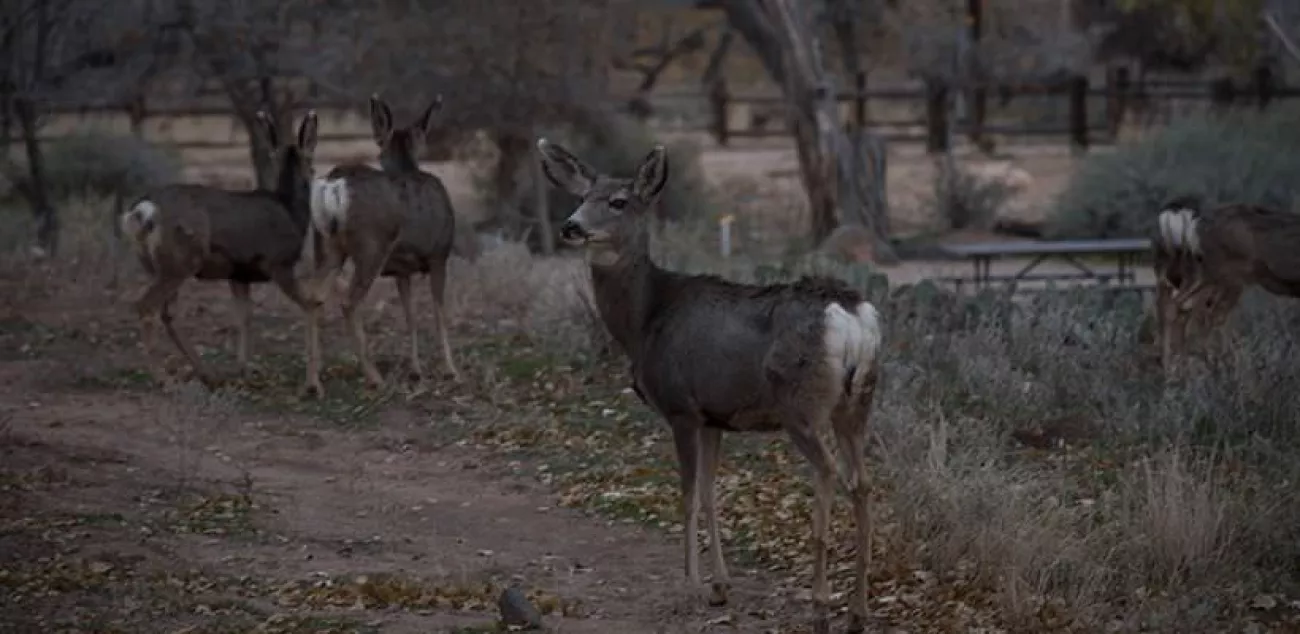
[4, 132, 182, 204]
[1048, 107, 1300, 239]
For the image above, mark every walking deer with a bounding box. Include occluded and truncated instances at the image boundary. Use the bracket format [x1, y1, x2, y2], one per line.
[119, 111, 333, 394]
[537, 139, 884, 632]
[308, 95, 459, 386]
[1154, 196, 1300, 368]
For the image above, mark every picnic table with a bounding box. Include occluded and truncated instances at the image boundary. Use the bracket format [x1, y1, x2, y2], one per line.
[938, 238, 1153, 293]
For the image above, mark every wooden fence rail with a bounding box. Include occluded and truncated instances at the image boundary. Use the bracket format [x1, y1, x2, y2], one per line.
[18, 69, 1300, 155]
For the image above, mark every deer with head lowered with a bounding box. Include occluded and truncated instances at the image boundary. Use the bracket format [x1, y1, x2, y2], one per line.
[309, 95, 459, 387]
[1154, 196, 1300, 369]
[119, 110, 333, 394]
[537, 139, 884, 632]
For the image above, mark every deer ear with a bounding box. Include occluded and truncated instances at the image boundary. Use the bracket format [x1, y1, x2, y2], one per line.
[414, 95, 443, 141]
[297, 110, 319, 157]
[255, 111, 279, 148]
[632, 145, 668, 203]
[369, 94, 393, 144]
[537, 138, 595, 196]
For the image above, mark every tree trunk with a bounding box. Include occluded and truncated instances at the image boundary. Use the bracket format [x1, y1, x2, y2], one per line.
[492, 129, 533, 242]
[720, 0, 895, 262]
[16, 98, 57, 256]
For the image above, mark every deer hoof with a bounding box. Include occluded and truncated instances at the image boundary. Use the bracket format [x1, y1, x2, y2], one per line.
[811, 615, 830, 634]
[301, 382, 326, 400]
[707, 581, 729, 607]
[845, 612, 870, 634]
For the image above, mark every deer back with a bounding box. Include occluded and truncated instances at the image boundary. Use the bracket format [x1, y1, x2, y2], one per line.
[1209, 204, 1300, 294]
[367, 95, 457, 270]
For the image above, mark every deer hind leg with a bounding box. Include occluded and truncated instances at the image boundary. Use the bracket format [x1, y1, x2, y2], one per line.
[668, 420, 703, 591]
[395, 275, 423, 382]
[697, 426, 729, 606]
[269, 268, 327, 399]
[341, 246, 389, 389]
[832, 375, 881, 633]
[133, 274, 194, 384]
[159, 293, 211, 386]
[781, 405, 838, 633]
[428, 259, 460, 381]
[229, 281, 253, 368]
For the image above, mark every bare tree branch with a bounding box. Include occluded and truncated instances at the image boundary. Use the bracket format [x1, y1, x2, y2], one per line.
[1264, 12, 1300, 66]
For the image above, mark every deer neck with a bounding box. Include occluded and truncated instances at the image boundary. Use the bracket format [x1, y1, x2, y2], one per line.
[588, 228, 661, 360]
[380, 150, 420, 174]
[274, 157, 310, 232]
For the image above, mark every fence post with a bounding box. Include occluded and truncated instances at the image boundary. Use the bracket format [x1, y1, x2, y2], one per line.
[1068, 74, 1089, 153]
[853, 71, 866, 130]
[925, 80, 949, 154]
[1210, 77, 1236, 115]
[709, 77, 730, 147]
[1254, 63, 1275, 111]
[1105, 66, 1130, 138]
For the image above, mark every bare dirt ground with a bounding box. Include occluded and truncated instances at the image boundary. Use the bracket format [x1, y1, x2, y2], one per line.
[0, 275, 844, 634]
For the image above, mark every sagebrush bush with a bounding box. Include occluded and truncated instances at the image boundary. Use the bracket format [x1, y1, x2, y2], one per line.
[459, 228, 1300, 629]
[933, 158, 1013, 230]
[4, 132, 182, 204]
[1049, 106, 1300, 238]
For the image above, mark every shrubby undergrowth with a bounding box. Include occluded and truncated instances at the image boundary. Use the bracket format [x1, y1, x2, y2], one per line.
[1049, 106, 1300, 238]
[487, 236, 1300, 630]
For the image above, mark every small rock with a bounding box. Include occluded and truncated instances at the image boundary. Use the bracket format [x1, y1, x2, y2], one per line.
[498, 587, 543, 630]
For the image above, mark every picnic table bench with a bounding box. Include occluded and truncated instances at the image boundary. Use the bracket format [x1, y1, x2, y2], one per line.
[937, 238, 1153, 293]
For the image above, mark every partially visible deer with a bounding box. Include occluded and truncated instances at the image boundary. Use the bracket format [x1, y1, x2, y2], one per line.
[309, 95, 459, 386]
[1154, 196, 1300, 369]
[119, 111, 332, 394]
[538, 139, 884, 632]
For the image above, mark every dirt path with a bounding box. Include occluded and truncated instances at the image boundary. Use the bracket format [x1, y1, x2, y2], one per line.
[0, 355, 812, 633]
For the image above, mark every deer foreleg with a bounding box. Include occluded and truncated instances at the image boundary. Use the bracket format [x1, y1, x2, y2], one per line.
[230, 281, 252, 367]
[669, 422, 702, 590]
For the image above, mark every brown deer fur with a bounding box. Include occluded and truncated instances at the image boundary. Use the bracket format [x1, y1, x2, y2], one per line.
[1154, 196, 1300, 368]
[120, 111, 330, 393]
[538, 139, 884, 632]
[309, 95, 458, 386]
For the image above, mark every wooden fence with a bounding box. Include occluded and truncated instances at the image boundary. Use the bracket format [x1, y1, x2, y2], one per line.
[700, 69, 1300, 152]
[23, 68, 1300, 155]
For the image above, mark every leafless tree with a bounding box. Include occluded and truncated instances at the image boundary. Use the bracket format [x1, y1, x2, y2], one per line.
[169, 0, 370, 190]
[612, 15, 714, 119]
[354, 0, 628, 247]
[1, 0, 155, 254]
[720, 0, 895, 261]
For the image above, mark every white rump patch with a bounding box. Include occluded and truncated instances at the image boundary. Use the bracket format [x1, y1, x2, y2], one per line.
[121, 199, 157, 235]
[309, 177, 350, 235]
[1157, 207, 1202, 255]
[120, 199, 161, 258]
[823, 301, 883, 393]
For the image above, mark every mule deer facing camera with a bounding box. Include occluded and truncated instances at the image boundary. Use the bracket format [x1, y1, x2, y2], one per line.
[538, 138, 884, 632]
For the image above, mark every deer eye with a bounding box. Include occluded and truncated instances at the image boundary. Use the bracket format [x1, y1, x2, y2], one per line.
[609, 198, 627, 210]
